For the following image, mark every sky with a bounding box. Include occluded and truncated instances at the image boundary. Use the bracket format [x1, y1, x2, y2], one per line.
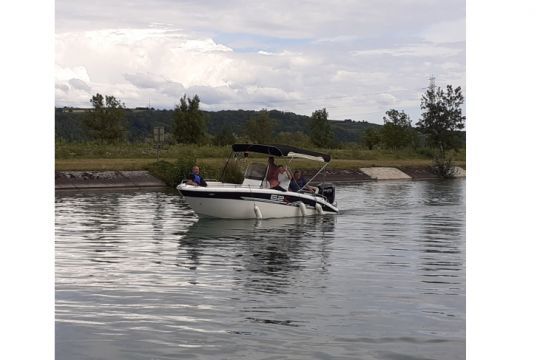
[55, 0, 465, 124]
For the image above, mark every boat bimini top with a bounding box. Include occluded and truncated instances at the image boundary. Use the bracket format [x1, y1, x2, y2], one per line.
[231, 144, 331, 163]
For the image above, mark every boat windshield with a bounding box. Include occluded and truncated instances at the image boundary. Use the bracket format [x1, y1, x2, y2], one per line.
[244, 162, 267, 180]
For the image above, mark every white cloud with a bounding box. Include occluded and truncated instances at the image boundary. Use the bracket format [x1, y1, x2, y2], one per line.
[376, 93, 398, 106]
[55, 65, 90, 82]
[181, 39, 232, 53]
[55, 28, 316, 108]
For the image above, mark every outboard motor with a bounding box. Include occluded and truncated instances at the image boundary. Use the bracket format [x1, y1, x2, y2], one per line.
[318, 183, 336, 204]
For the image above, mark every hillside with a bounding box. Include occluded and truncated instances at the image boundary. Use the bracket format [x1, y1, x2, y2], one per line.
[55, 108, 380, 144]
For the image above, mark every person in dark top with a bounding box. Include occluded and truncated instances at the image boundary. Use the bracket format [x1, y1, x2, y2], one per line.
[289, 170, 315, 192]
[187, 165, 208, 187]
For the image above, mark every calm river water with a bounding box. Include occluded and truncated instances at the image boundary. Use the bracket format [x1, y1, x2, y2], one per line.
[56, 179, 465, 360]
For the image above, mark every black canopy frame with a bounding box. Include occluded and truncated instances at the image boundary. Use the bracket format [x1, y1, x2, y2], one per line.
[219, 144, 331, 189]
[231, 144, 331, 163]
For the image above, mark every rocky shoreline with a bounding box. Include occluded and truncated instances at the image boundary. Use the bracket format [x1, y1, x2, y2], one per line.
[55, 166, 465, 190]
[55, 171, 167, 190]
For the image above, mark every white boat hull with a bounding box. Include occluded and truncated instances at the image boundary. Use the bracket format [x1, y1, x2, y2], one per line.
[177, 183, 338, 219]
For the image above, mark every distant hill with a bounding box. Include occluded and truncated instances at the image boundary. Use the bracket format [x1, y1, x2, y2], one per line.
[55, 108, 381, 144]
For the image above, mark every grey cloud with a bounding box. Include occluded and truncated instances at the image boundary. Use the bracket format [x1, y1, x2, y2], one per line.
[184, 85, 296, 109]
[186, 86, 238, 105]
[161, 82, 186, 98]
[68, 78, 91, 92]
[56, 0, 465, 41]
[124, 72, 166, 89]
[124, 72, 185, 98]
[55, 83, 69, 92]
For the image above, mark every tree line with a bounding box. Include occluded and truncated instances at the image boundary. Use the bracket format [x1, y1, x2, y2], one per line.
[75, 94, 350, 147]
[73, 82, 465, 174]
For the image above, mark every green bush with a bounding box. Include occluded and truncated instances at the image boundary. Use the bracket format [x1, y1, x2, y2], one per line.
[196, 161, 221, 180]
[416, 147, 467, 161]
[195, 159, 244, 184]
[415, 147, 435, 158]
[220, 160, 244, 184]
[145, 157, 196, 187]
[146, 157, 244, 187]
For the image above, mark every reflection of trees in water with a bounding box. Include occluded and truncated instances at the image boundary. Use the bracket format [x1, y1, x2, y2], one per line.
[417, 222, 464, 296]
[151, 192, 165, 244]
[176, 236, 202, 268]
[418, 178, 465, 207]
[415, 180, 465, 295]
[149, 192, 177, 265]
[72, 192, 125, 265]
[57, 190, 196, 266]
[176, 216, 336, 294]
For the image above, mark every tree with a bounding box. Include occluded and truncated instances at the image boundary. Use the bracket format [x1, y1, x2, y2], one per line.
[213, 126, 236, 146]
[380, 109, 412, 150]
[275, 131, 311, 147]
[417, 84, 466, 154]
[83, 93, 126, 143]
[362, 127, 381, 150]
[246, 109, 275, 144]
[310, 108, 334, 148]
[417, 84, 466, 177]
[173, 94, 206, 144]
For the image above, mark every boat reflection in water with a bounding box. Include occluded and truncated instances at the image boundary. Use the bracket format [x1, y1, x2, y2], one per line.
[176, 215, 336, 295]
[179, 215, 336, 240]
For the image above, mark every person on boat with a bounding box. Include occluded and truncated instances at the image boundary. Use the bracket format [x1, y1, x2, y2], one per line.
[289, 170, 316, 193]
[273, 165, 292, 192]
[186, 165, 208, 187]
[266, 156, 280, 188]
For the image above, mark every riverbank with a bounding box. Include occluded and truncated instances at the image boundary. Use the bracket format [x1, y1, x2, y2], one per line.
[55, 171, 166, 190]
[55, 158, 466, 172]
[55, 166, 465, 190]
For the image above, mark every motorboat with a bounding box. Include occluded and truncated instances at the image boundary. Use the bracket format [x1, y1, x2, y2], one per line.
[177, 144, 339, 219]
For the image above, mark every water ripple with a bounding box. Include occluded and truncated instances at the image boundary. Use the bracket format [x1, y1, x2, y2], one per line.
[56, 181, 465, 359]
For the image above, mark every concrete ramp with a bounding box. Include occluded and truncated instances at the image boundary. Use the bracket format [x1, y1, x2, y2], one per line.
[452, 167, 466, 177]
[360, 167, 412, 180]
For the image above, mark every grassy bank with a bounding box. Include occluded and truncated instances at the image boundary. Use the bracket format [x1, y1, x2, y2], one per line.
[55, 142, 466, 161]
[55, 157, 464, 171]
[55, 143, 465, 186]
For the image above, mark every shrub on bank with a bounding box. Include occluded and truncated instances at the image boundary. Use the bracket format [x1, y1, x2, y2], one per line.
[145, 156, 244, 187]
[220, 160, 244, 184]
[145, 158, 196, 187]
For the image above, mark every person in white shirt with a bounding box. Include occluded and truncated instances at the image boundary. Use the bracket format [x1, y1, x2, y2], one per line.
[273, 165, 292, 191]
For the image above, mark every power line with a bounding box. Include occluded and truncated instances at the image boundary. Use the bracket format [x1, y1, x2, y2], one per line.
[429, 75, 436, 91]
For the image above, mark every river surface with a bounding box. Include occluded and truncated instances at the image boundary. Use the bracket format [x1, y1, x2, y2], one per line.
[56, 179, 465, 360]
